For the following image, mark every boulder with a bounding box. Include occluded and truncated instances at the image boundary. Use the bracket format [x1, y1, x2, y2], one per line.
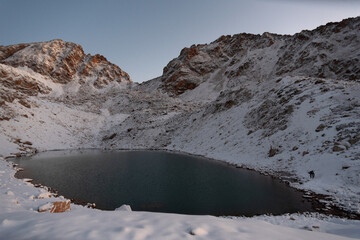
[333, 145, 345, 152]
[38, 202, 52, 212]
[38, 200, 71, 213]
[50, 200, 71, 213]
[115, 204, 132, 212]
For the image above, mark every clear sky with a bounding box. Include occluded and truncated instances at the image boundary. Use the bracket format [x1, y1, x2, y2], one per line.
[0, 0, 359, 82]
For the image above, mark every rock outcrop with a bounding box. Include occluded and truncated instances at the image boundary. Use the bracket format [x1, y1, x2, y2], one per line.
[158, 17, 359, 96]
[0, 64, 51, 103]
[38, 200, 71, 213]
[0, 40, 132, 122]
[0, 39, 131, 87]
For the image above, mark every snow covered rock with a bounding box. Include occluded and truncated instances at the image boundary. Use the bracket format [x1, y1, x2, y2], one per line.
[115, 204, 132, 212]
[189, 227, 208, 236]
[37, 192, 52, 199]
[38, 202, 53, 212]
[6, 191, 14, 196]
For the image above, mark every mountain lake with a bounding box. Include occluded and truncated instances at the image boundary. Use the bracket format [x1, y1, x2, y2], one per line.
[13, 149, 314, 216]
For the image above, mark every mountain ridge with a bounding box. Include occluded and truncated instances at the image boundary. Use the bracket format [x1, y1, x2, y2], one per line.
[0, 39, 131, 87]
[156, 16, 359, 98]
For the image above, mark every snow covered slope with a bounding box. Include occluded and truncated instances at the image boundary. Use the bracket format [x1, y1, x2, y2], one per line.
[0, 17, 360, 240]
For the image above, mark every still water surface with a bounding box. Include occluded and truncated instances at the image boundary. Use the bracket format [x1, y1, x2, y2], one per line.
[14, 150, 313, 216]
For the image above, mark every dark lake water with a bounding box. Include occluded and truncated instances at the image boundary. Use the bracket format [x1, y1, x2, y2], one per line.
[14, 150, 314, 216]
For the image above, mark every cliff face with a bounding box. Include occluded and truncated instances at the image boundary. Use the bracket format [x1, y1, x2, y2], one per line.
[0, 39, 132, 122]
[0, 39, 131, 87]
[159, 17, 359, 97]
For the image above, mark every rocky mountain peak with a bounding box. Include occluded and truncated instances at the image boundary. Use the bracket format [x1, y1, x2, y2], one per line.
[159, 16, 360, 97]
[0, 39, 131, 87]
[0, 39, 132, 120]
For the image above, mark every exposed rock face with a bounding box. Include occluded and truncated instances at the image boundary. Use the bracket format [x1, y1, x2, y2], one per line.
[0, 63, 52, 120]
[275, 17, 360, 80]
[159, 17, 359, 96]
[0, 40, 131, 121]
[38, 200, 71, 213]
[0, 64, 51, 102]
[80, 53, 131, 88]
[0, 39, 131, 86]
[50, 200, 71, 213]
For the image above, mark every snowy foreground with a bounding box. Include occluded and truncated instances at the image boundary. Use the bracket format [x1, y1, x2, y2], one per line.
[1, 158, 360, 240]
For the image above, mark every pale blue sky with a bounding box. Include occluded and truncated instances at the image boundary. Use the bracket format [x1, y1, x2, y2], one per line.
[0, 0, 359, 82]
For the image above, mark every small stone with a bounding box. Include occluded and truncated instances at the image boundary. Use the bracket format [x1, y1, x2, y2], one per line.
[268, 146, 279, 157]
[315, 124, 326, 132]
[86, 203, 96, 208]
[37, 192, 52, 199]
[341, 141, 351, 149]
[189, 227, 207, 236]
[333, 145, 345, 152]
[6, 191, 14, 196]
[23, 141, 32, 145]
[38, 203, 52, 212]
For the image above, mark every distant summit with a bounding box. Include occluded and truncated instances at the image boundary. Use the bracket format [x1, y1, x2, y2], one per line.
[0, 39, 131, 87]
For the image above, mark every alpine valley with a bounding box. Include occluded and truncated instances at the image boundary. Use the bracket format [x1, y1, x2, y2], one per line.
[0, 17, 359, 240]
